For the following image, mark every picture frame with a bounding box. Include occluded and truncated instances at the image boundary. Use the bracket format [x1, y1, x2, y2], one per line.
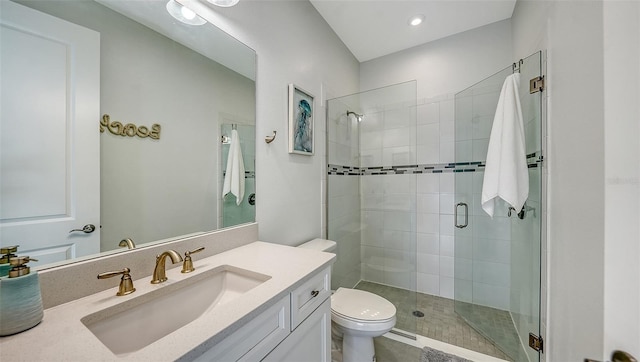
[288, 84, 314, 155]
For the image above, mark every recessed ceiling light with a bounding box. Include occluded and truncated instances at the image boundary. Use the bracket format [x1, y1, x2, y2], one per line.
[180, 6, 197, 20]
[207, 0, 240, 7]
[409, 14, 425, 27]
[166, 0, 206, 25]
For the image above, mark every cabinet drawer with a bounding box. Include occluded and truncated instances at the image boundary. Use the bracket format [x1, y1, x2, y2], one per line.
[193, 295, 290, 362]
[290, 266, 331, 329]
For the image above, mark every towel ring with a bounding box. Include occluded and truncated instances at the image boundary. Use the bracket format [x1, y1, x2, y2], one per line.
[265, 131, 276, 144]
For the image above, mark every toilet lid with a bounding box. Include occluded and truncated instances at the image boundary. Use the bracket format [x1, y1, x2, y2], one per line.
[331, 288, 396, 321]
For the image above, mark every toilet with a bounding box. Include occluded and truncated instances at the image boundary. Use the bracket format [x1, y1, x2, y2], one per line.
[298, 239, 397, 362]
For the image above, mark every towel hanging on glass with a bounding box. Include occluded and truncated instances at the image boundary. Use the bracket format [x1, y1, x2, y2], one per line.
[481, 73, 529, 218]
[222, 129, 245, 205]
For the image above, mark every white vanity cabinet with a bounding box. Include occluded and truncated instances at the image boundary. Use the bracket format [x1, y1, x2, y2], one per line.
[0, 241, 336, 362]
[263, 298, 330, 362]
[264, 266, 331, 362]
[192, 296, 291, 362]
[193, 266, 331, 362]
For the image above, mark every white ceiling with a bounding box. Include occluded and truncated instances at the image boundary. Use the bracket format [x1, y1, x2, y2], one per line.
[309, 0, 516, 62]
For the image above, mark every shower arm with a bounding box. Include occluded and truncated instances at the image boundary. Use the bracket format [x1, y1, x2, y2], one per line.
[346, 111, 363, 122]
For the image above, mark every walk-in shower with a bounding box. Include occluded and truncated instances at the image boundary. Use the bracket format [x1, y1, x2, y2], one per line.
[326, 51, 544, 362]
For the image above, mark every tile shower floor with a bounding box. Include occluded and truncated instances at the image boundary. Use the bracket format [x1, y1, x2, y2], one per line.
[355, 281, 519, 361]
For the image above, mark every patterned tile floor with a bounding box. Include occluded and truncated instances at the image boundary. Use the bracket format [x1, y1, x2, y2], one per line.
[334, 332, 496, 362]
[331, 334, 422, 362]
[373, 336, 423, 362]
[355, 281, 521, 361]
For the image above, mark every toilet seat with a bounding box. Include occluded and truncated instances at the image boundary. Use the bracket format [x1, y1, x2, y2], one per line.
[331, 310, 396, 332]
[330, 288, 396, 331]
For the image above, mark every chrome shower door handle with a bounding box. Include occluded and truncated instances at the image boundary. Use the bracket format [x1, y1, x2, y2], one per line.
[455, 202, 468, 228]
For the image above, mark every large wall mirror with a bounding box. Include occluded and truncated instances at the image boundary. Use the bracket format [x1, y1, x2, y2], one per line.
[0, 0, 256, 269]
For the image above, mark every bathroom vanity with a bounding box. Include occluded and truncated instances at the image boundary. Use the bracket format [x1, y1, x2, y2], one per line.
[193, 262, 332, 361]
[0, 241, 335, 361]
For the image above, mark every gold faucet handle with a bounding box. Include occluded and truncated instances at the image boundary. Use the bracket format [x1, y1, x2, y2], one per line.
[0, 245, 19, 264]
[186, 247, 205, 257]
[0, 245, 19, 254]
[181, 247, 205, 274]
[118, 238, 136, 250]
[98, 268, 136, 296]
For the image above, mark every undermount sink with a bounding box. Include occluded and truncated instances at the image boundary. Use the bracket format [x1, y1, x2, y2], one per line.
[81, 265, 271, 357]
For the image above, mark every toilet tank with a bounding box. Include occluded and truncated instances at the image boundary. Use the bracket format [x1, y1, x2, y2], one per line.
[297, 238, 336, 253]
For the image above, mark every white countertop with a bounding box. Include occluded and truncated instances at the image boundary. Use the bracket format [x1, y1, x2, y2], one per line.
[0, 241, 335, 361]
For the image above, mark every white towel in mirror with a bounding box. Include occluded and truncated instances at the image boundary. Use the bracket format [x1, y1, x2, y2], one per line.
[222, 129, 245, 206]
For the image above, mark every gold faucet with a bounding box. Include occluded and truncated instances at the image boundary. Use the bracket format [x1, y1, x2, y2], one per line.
[97, 268, 136, 296]
[118, 238, 136, 250]
[151, 250, 183, 284]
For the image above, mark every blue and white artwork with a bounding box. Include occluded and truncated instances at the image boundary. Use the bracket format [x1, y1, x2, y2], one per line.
[288, 84, 314, 155]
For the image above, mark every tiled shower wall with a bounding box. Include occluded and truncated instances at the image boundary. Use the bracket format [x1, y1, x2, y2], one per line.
[415, 97, 457, 299]
[356, 96, 461, 297]
[328, 89, 514, 311]
[360, 102, 417, 291]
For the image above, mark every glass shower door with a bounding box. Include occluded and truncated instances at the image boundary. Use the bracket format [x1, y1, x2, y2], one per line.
[454, 51, 543, 362]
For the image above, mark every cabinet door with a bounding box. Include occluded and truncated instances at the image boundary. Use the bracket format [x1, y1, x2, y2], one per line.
[193, 296, 290, 362]
[263, 298, 330, 362]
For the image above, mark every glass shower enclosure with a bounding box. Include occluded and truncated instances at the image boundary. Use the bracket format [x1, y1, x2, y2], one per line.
[326, 81, 419, 338]
[453, 51, 544, 362]
[326, 51, 544, 361]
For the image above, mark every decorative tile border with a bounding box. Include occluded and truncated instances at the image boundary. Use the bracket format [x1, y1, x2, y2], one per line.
[223, 170, 256, 179]
[526, 152, 543, 168]
[328, 152, 542, 176]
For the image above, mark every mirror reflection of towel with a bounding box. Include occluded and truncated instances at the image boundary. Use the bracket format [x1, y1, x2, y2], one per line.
[481, 73, 529, 217]
[223, 129, 245, 206]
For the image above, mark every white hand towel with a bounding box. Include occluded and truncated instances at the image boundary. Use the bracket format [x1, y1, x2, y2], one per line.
[222, 129, 245, 206]
[481, 73, 529, 217]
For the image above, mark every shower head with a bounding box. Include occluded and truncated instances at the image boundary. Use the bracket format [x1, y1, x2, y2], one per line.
[346, 110, 363, 122]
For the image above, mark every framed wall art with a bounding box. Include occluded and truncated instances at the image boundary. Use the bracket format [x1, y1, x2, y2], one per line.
[288, 84, 314, 155]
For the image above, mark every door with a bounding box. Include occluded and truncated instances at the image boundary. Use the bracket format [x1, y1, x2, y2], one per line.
[602, 1, 640, 359]
[453, 51, 543, 362]
[0, 1, 100, 266]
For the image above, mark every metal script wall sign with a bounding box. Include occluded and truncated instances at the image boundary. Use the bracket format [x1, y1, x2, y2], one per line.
[100, 114, 161, 140]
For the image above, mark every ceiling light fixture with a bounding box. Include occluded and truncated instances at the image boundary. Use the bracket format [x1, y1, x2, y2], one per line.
[207, 0, 240, 7]
[166, 0, 206, 26]
[180, 6, 197, 20]
[409, 14, 425, 27]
